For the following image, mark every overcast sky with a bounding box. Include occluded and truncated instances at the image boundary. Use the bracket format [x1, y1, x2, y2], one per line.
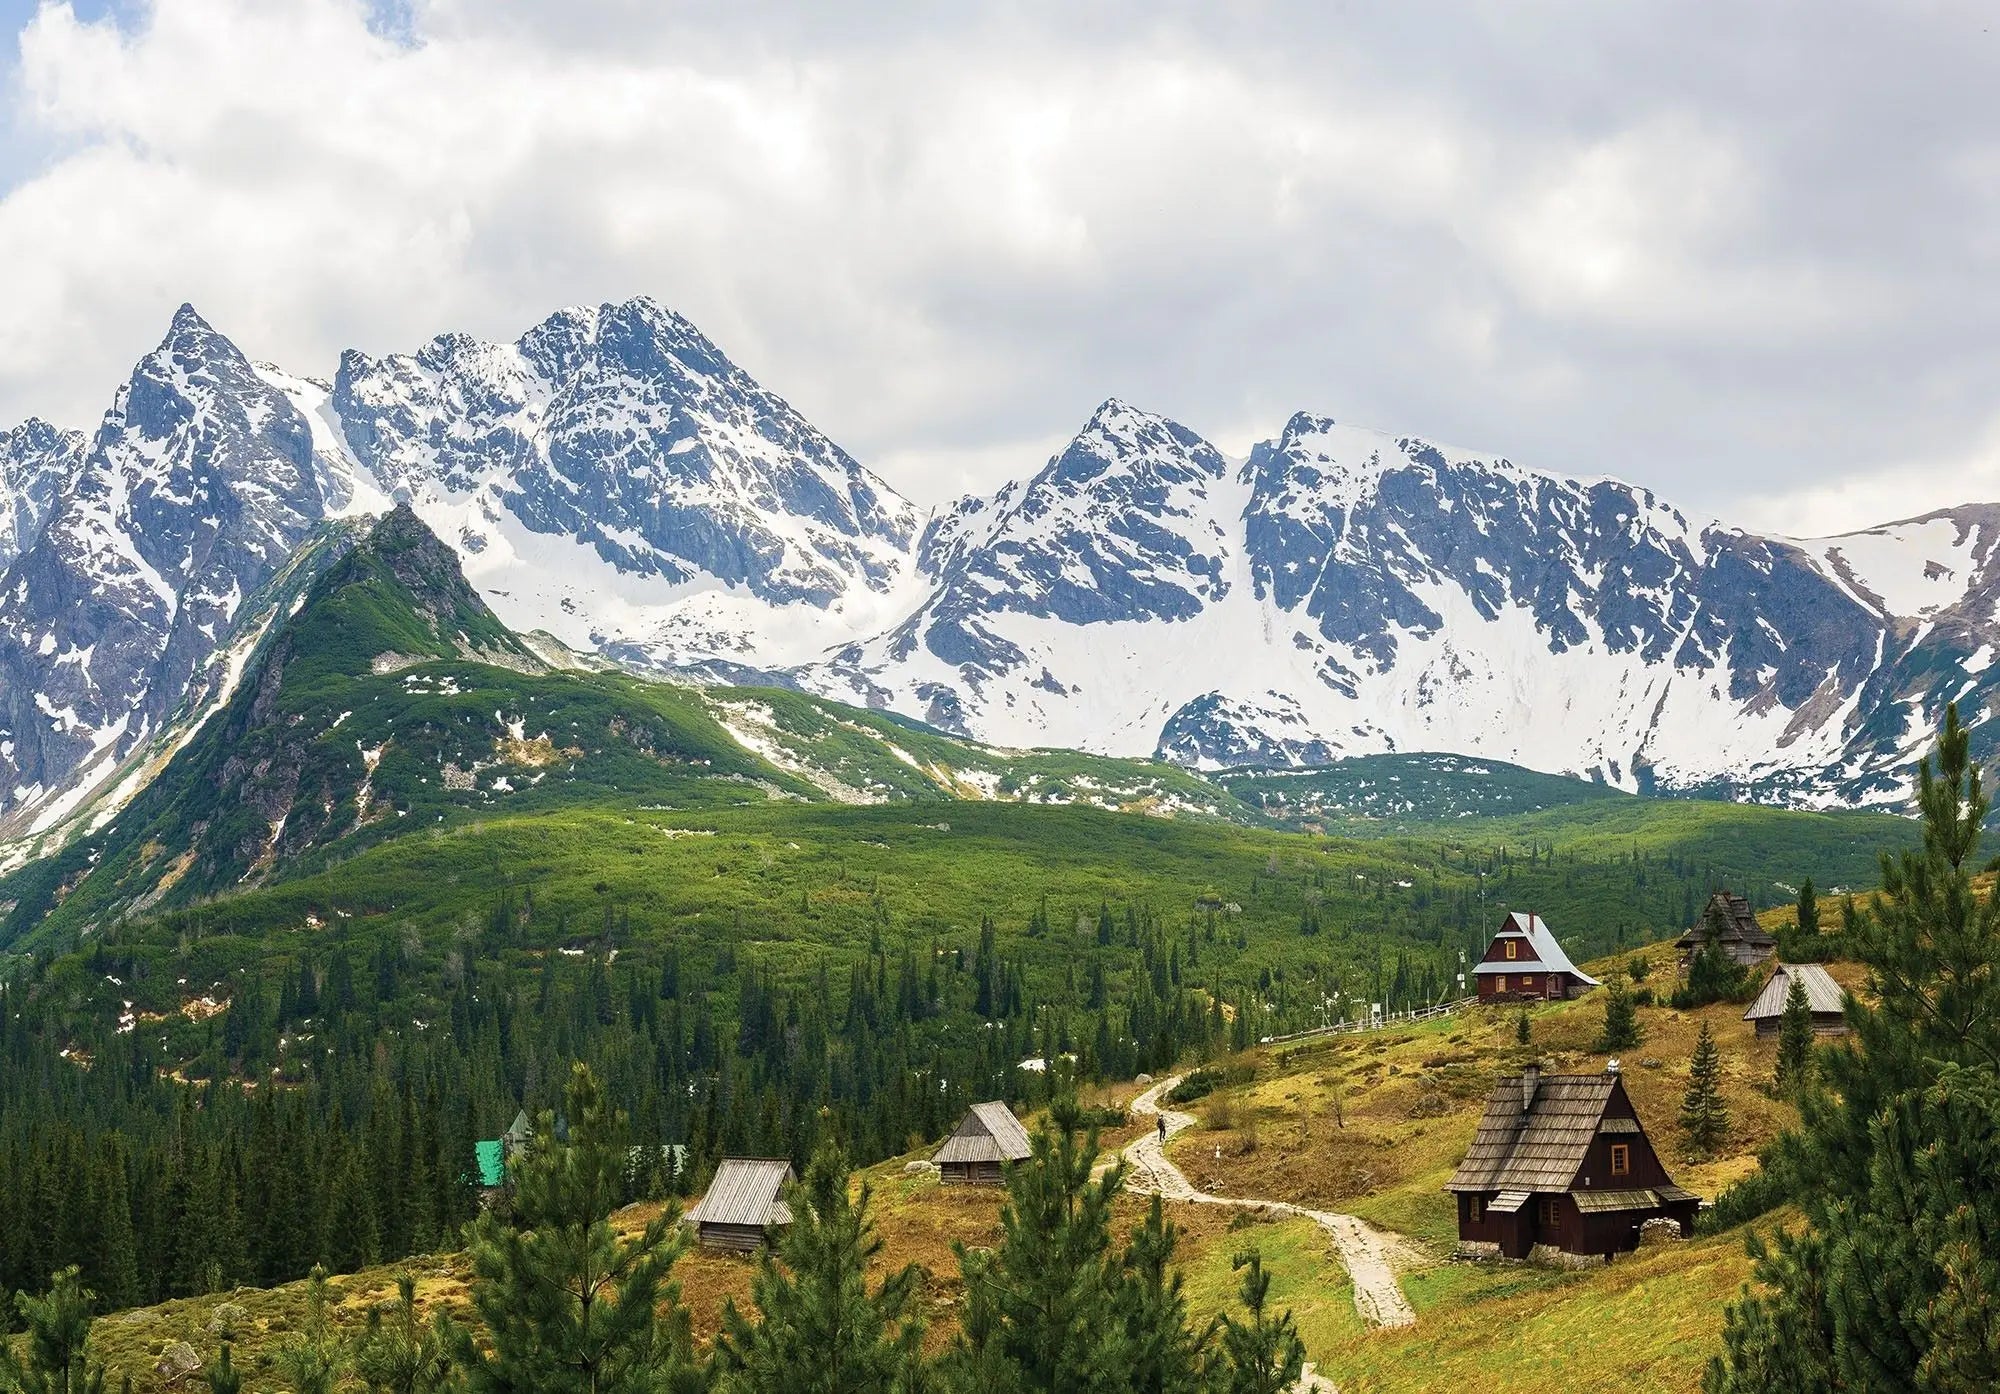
[1, 0, 1997, 534]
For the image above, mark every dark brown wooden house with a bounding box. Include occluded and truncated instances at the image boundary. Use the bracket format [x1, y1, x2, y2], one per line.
[1473, 912, 1600, 1002]
[1448, 1065, 1700, 1261]
[1676, 891, 1777, 970]
[686, 1158, 794, 1252]
[933, 1101, 1032, 1184]
[1742, 963, 1847, 1037]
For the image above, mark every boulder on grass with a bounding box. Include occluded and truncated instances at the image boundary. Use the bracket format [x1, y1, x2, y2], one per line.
[154, 1341, 202, 1385]
[1638, 1217, 1684, 1246]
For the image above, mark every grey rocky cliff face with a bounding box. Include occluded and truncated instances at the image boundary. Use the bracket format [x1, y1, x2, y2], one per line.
[0, 418, 83, 573]
[0, 307, 331, 823]
[331, 296, 918, 606]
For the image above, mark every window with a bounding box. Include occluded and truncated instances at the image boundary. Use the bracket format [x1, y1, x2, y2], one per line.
[1468, 1196, 1484, 1223]
[1505, 940, 1518, 960]
[1610, 1144, 1630, 1177]
[1540, 1197, 1560, 1227]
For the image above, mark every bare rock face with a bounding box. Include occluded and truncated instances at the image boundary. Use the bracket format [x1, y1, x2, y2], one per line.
[13, 296, 2000, 838]
[0, 307, 332, 828]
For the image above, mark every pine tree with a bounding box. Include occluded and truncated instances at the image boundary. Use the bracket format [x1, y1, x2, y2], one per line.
[943, 1094, 1128, 1393]
[712, 1143, 925, 1394]
[1215, 1252, 1304, 1394]
[204, 1344, 241, 1394]
[458, 1063, 699, 1394]
[1708, 705, 2000, 1391]
[1514, 1009, 1531, 1046]
[1679, 1020, 1729, 1158]
[272, 1266, 345, 1394]
[352, 1274, 456, 1394]
[1773, 974, 1814, 1096]
[1, 1267, 108, 1394]
[1795, 879, 1819, 938]
[1114, 1197, 1210, 1394]
[1593, 976, 1641, 1053]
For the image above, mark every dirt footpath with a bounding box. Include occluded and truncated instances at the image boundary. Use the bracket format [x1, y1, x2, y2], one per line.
[1125, 1075, 1419, 1332]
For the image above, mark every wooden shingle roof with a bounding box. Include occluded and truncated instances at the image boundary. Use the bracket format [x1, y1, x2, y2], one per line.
[688, 1158, 794, 1228]
[1448, 1072, 1620, 1193]
[1677, 892, 1776, 950]
[934, 1101, 1033, 1165]
[1743, 963, 1844, 1021]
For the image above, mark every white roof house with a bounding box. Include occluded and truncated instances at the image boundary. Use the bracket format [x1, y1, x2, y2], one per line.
[1474, 912, 1600, 986]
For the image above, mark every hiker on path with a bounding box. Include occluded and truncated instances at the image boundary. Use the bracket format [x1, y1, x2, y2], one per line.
[1156, 1114, 1167, 1144]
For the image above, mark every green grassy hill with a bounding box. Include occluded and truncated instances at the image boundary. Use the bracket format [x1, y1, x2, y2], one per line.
[0, 509, 1254, 954]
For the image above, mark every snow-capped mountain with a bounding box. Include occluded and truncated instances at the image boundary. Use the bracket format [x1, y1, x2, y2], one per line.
[315, 297, 920, 676]
[0, 418, 83, 573]
[0, 307, 344, 834]
[815, 405, 2000, 808]
[6, 295, 2000, 836]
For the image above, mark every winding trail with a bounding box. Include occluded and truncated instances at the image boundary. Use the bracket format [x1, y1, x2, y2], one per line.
[1125, 1075, 1418, 1333]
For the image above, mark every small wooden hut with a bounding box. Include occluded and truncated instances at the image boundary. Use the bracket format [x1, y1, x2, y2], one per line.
[1676, 891, 1777, 970]
[933, 1101, 1033, 1185]
[1742, 963, 1846, 1037]
[1448, 1064, 1699, 1261]
[687, 1158, 794, 1252]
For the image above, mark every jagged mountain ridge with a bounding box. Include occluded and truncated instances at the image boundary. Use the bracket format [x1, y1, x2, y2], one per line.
[0, 418, 83, 572]
[2, 297, 1995, 835]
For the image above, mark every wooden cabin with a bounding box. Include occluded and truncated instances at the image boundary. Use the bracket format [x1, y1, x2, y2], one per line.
[1676, 891, 1776, 970]
[1473, 912, 1600, 1002]
[933, 1101, 1032, 1185]
[1448, 1065, 1700, 1261]
[686, 1158, 794, 1252]
[1742, 963, 1847, 1037]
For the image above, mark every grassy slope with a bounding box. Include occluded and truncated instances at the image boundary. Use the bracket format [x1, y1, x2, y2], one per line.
[68, 933, 1827, 1394]
[1162, 933, 1848, 1393]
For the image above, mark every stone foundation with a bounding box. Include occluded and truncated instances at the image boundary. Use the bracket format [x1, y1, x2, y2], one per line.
[1529, 1243, 1607, 1270]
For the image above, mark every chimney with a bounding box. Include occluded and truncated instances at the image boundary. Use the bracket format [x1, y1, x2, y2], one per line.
[1520, 1063, 1541, 1115]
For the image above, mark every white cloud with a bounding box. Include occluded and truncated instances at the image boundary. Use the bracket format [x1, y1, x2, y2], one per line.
[1, 0, 1997, 526]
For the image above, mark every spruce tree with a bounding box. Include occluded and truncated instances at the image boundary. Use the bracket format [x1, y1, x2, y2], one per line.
[1773, 974, 1814, 1096]
[1679, 1020, 1729, 1158]
[458, 1063, 699, 1394]
[1215, 1252, 1305, 1394]
[712, 1142, 925, 1394]
[352, 1274, 456, 1394]
[1, 1267, 107, 1394]
[1708, 704, 2000, 1391]
[88, 1141, 140, 1314]
[1514, 1009, 1530, 1046]
[1593, 976, 1641, 1053]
